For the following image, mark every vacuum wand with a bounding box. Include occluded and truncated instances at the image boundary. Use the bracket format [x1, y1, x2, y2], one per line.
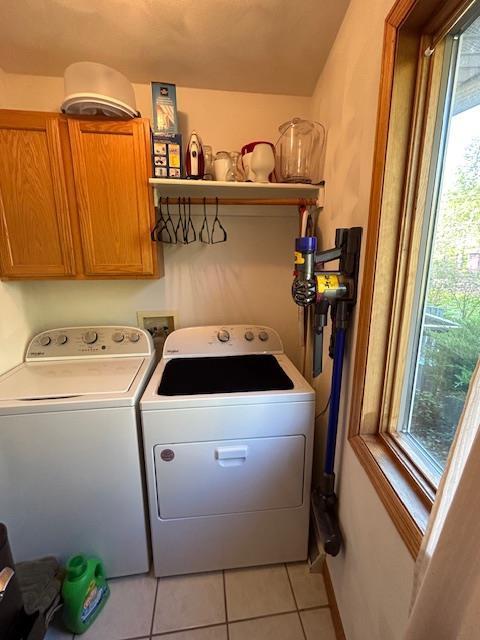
[291, 227, 362, 556]
[313, 300, 329, 377]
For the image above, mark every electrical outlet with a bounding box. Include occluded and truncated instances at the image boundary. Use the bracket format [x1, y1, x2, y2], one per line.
[137, 311, 176, 351]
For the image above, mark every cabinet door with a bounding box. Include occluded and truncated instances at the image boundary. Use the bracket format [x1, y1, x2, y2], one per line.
[0, 111, 75, 278]
[68, 118, 157, 277]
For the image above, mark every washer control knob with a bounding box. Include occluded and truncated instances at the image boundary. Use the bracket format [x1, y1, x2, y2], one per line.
[244, 331, 255, 341]
[217, 329, 230, 343]
[129, 332, 140, 343]
[56, 334, 68, 345]
[39, 335, 51, 347]
[83, 330, 98, 345]
[112, 332, 125, 343]
[258, 331, 269, 342]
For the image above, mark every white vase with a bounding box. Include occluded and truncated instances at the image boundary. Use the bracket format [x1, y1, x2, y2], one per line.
[250, 144, 275, 183]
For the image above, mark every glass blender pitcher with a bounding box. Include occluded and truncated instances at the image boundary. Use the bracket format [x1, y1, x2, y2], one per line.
[276, 118, 325, 183]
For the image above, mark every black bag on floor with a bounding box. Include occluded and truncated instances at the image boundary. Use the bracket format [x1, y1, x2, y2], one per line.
[0, 524, 62, 640]
[0, 523, 24, 639]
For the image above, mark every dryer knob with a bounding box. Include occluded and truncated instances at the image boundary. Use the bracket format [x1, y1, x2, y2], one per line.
[83, 330, 98, 345]
[244, 331, 255, 341]
[112, 332, 125, 343]
[56, 334, 68, 345]
[258, 331, 269, 342]
[129, 333, 140, 343]
[39, 335, 51, 347]
[217, 329, 230, 343]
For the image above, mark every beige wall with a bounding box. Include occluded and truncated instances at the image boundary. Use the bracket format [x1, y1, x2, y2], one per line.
[2, 73, 312, 151]
[310, 0, 415, 639]
[0, 282, 31, 372]
[0, 71, 312, 367]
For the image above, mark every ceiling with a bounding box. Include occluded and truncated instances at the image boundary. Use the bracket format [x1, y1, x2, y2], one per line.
[0, 0, 350, 96]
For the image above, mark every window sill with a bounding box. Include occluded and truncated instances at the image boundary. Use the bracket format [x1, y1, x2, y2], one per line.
[350, 433, 432, 557]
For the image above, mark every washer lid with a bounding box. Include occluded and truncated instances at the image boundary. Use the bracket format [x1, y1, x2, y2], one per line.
[0, 358, 144, 401]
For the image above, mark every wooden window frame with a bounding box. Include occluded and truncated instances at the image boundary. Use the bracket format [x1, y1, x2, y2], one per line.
[349, 0, 477, 557]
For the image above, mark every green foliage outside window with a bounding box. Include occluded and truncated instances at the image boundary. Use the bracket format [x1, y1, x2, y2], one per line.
[409, 138, 480, 467]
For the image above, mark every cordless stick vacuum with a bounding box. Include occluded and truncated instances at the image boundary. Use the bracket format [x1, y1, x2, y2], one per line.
[292, 228, 362, 556]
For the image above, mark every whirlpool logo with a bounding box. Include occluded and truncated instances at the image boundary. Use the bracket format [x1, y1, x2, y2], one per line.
[160, 449, 175, 462]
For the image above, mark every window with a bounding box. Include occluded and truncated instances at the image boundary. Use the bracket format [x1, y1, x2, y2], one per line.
[348, 0, 480, 557]
[397, 16, 480, 484]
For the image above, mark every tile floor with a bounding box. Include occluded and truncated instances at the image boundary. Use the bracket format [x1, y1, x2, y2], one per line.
[46, 562, 336, 640]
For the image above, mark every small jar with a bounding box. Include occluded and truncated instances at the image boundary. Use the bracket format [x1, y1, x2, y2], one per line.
[229, 151, 242, 181]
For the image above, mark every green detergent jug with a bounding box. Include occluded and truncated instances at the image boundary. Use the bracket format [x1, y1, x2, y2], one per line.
[62, 554, 110, 634]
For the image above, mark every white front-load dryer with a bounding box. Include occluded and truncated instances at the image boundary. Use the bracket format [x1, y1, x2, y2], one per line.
[0, 326, 155, 577]
[140, 325, 315, 577]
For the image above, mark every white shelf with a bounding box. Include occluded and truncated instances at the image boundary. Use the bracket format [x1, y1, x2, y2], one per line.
[149, 178, 324, 207]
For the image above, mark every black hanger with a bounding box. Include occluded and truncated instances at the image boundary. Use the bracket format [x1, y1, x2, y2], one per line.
[183, 197, 196, 244]
[151, 198, 174, 244]
[164, 197, 177, 244]
[199, 197, 211, 244]
[175, 197, 186, 244]
[211, 197, 227, 244]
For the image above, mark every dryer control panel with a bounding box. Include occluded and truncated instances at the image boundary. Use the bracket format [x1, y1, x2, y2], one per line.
[26, 326, 153, 360]
[163, 325, 283, 358]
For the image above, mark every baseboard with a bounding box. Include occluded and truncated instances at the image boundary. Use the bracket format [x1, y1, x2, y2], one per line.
[323, 561, 346, 640]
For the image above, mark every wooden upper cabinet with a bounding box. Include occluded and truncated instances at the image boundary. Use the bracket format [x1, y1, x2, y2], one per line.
[0, 111, 159, 280]
[0, 111, 75, 277]
[68, 118, 157, 277]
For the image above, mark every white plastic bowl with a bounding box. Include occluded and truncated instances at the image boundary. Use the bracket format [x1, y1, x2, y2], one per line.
[62, 62, 137, 118]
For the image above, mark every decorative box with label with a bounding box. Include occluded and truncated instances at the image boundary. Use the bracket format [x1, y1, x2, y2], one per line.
[152, 133, 182, 178]
[151, 82, 182, 178]
[151, 82, 179, 135]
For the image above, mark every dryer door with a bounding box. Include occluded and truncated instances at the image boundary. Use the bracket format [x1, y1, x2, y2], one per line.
[154, 436, 305, 519]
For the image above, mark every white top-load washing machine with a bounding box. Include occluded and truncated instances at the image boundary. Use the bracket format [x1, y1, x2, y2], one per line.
[0, 326, 155, 578]
[140, 325, 315, 577]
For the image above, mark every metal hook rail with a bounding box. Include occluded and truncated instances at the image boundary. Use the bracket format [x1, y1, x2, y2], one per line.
[176, 197, 318, 207]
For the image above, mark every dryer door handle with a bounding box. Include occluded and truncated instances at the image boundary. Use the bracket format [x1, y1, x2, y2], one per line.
[215, 446, 248, 466]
